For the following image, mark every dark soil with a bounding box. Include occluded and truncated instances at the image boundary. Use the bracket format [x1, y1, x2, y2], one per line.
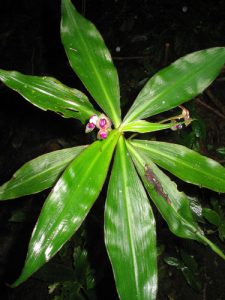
[0, 0, 225, 299]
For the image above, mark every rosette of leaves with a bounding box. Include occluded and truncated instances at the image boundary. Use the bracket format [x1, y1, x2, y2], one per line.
[0, 1, 225, 299]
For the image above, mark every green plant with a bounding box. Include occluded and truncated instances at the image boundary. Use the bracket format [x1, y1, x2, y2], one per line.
[0, 1, 225, 299]
[26, 224, 97, 300]
[46, 227, 97, 300]
[164, 249, 201, 291]
[202, 198, 225, 241]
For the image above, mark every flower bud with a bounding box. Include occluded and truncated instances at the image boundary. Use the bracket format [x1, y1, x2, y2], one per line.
[96, 114, 112, 130]
[85, 113, 112, 139]
[99, 118, 107, 128]
[85, 122, 95, 133]
[98, 130, 108, 139]
[89, 115, 98, 125]
[171, 124, 183, 131]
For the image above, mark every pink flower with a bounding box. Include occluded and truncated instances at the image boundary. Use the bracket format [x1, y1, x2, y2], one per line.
[85, 122, 96, 133]
[171, 123, 183, 131]
[85, 113, 112, 139]
[99, 118, 107, 129]
[98, 130, 108, 139]
[89, 115, 98, 125]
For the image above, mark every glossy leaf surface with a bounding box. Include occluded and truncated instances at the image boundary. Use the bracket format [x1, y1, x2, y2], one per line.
[121, 120, 182, 133]
[124, 47, 225, 123]
[61, 0, 121, 127]
[12, 130, 120, 287]
[105, 137, 157, 300]
[0, 146, 86, 200]
[0, 70, 97, 123]
[130, 140, 225, 193]
[126, 142, 225, 260]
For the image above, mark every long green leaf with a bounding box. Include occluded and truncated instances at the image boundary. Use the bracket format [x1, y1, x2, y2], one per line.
[124, 47, 225, 123]
[126, 141, 225, 260]
[11, 130, 120, 287]
[105, 137, 157, 300]
[0, 70, 97, 123]
[130, 140, 225, 193]
[61, 0, 121, 127]
[0, 145, 86, 200]
[121, 120, 183, 133]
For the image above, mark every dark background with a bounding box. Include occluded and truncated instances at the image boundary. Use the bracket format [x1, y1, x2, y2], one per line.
[0, 0, 225, 299]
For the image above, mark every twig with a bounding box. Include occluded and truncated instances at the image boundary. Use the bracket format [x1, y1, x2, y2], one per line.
[195, 97, 225, 120]
[82, 0, 86, 15]
[163, 43, 170, 66]
[205, 89, 225, 115]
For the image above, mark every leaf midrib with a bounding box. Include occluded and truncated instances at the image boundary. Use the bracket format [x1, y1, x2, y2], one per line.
[0, 156, 77, 194]
[125, 52, 224, 123]
[128, 141, 225, 261]
[127, 142, 201, 237]
[120, 139, 139, 292]
[134, 141, 225, 186]
[6, 74, 88, 109]
[29, 132, 118, 265]
[65, 2, 120, 126]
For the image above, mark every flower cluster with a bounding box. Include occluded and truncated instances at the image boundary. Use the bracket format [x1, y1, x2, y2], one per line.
[171, 105, 192, 131]
[85, 114, 112, 139]
[159, 105, 192, 131]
